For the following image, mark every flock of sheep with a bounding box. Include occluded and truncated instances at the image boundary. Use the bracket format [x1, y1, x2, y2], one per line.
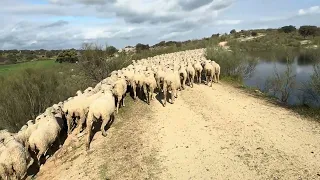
[0, 48, 220, 180]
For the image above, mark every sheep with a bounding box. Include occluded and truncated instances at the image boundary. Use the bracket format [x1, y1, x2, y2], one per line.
[179, 64, 187, 90]
[143, 71, 157, 105]
[85, 89, 116, 150]
[112, 76, 127, 114]
[132, 70, 144, 100]
[193, 61, 203, 84]
[186, 62, 195, 88]
[0, 133, 33, 180]
[211, 61, 221, 83]
[28, 107, 64, 166]
[162, 70, 180, 107]
[14, 124, 28, 147]
[155, 66, 166, 92]
[202, 60, 214, 87]
[62, 90, 104, 135]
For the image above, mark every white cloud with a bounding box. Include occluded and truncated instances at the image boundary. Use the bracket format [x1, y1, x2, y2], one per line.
[298, 6, 320, 15]
[1, 0, 319, 50]
[214, 20, 242, 25]
[159, 30, 193, 40]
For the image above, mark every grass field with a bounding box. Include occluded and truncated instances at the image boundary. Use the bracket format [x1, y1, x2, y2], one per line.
[0, 60, 56, 76]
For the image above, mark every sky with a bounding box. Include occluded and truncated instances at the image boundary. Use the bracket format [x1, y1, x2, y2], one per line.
[0, 0, 319, 50]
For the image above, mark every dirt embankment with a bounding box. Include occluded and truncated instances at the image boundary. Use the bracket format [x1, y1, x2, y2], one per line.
[34, 81, 320, 180]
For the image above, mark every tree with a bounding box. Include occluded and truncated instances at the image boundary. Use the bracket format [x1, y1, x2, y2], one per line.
[45, 51, 55, 58]
[299, 25, 318, 38]
[211, 33, 220, 38]
[280, 25, 296, 33]
[7, 54, 18, 64]
[105, 46, 118, 57]
[56, 49, 78, 63]
[230, 29, 236, 34]
[25, 53, 37, 61]
[251, 31, 258, 36]
[135, 43, 149, 53]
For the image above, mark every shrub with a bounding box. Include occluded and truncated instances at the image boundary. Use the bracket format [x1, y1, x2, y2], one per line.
[251, 31, 258, 36]
[56, 49, 78, 63]
[205, 47, 258, 81]
[230, 29, 236, 34]
[0, 65, 91, 132]
[299, 25, 318, 38]
[135, 43, 150, 53]
[79, 43, 132, 83]
[265, 48, 296, 103]
[105, 46, 118, 57]
[280, 25, 297, 33]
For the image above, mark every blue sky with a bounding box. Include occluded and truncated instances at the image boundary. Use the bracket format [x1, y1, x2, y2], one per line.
[0, 0, 319, 50]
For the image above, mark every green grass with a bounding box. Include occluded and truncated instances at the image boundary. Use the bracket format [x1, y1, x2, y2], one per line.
[0, 59, 56, 76]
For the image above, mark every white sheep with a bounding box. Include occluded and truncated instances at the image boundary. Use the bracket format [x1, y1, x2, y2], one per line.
[143, 71, 157, 105]
[211, 61, 221, 83]
[193, 61, 203, 84]
[62, 90, 104, 135]
[112, 76, 127, 114]
[0, 133, 33, 180]
[162, 70, 180, 107]
[186, 62, 195, 88]
[202, 60, 214, 87]
[85, 89, 116, 150]
[179, 64, 187, 90]
[28, 107, 64, 166]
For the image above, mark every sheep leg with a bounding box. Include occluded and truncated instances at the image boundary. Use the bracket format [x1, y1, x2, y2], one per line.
[199, 71, 201, 84]
[163, 83, 167, 107]
[37, 149, 46, 167]
[183, 76, 186, 90]
[66, 114, 73, 135]
[77, 113, 86, 134]
[213, 73, 217, 83]
[116, 96, 122, 114]
[85, 119, 93, 151]
[101, 114, 111, 137]
[156, 79, 161, 92]
[217, 73, 220, 83]
[210, 74, 214, 87]
[132, 84, 137, 101]
[143, 84, 149, 104]
[205, 71, 208, 85]
[150, 87, 154, 100]
[191, 75, 194, 88]
[122, 94, 125, 107]
[171, 89, 176, 104]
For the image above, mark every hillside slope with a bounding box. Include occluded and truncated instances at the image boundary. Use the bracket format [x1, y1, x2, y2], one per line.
[33, 82, 320, 180]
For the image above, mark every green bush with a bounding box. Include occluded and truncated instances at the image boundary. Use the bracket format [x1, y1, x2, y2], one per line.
[105, 46, 118, 57]
[299, 25, 318, 38]
[230, 29, 236, 34]
[251, 31, 258, 36]
[78, 43, 132, 83]
[205, 47, 258, 81]
[279, 25, 297, 33]
[0, 65, 91, 132]
[56, 49, 78, 63]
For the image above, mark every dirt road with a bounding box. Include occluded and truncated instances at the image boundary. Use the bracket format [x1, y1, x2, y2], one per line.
[34, 82, 320, 180]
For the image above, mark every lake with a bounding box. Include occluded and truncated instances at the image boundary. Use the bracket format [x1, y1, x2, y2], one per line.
[244, 53, 320, 107]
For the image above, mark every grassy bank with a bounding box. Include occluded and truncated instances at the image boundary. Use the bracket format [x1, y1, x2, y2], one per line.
[0, 61, 93, 131]
[0, 59, 56, 76]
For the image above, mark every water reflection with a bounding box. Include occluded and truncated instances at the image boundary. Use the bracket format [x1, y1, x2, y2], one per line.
[244, 52, 320, 107]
